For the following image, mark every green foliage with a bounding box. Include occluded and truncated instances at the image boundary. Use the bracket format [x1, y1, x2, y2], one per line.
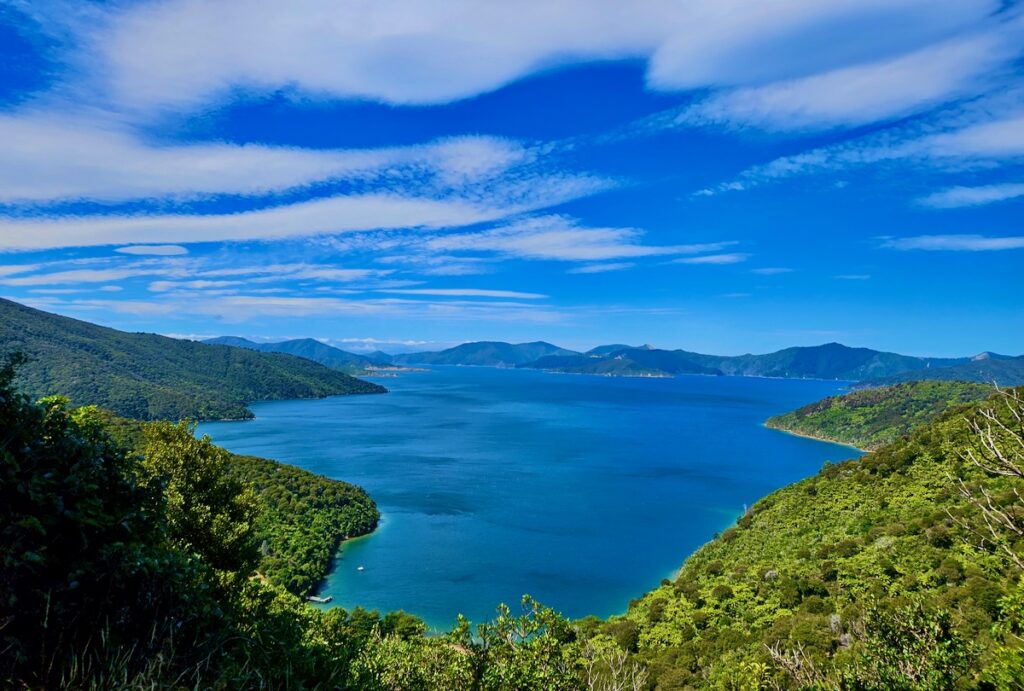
[226, 453, 381, 595]
[767, 380, 993, 450]
[141, 421, 261, 575]
[0, 354, 207, 687]
[622, 388, 1024, 688]
[838, 601, 976, 690]
[0, 296, 386, 420]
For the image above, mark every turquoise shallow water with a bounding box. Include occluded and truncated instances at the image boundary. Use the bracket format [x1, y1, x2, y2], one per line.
[198, 367, 859, 631]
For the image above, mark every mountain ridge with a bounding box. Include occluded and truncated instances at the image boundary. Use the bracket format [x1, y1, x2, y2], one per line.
[0, 298, 386, 421]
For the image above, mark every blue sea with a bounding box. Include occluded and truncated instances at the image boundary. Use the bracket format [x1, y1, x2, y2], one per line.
[198, 367, 859, 631]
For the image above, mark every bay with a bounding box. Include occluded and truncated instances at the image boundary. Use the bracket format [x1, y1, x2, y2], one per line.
[198, 366, 859, 631]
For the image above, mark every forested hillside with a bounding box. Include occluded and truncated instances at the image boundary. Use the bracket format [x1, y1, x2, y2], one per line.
[4, 352, 1023, 688]
[0, 298, 386, 420]
[95, 410, 379, 597]
[767, 380, 994, 450]
[616, 386, 1024, 687]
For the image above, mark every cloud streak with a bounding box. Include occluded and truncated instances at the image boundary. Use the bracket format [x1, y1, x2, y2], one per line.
[880, 234, 1024, 251]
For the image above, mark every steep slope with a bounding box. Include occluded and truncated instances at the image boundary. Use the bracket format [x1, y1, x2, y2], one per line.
[619, 388, 1024, 687]
[393, 340, 578, 366]
[860, 354, 1024, 387]
[204, 336, 385, 371]
[766, 380, 993, 450]
[0, 298, 386, 421]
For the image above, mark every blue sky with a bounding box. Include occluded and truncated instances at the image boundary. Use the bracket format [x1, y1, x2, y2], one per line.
[0, 1, 1022, 356]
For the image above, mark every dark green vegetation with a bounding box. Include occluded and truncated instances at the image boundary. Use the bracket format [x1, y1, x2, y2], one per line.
[0, 297, 386, 420]
[767, 380, 995, 450]
[204, 336, 389, 373]
[861, 353, 1024, 388]
[94, 410, 379, 597]
[611, 386, 1024, 688]
[0, 358, 638, 689]
[392, 340, 577, 367]
[5, 337, 1024, 687]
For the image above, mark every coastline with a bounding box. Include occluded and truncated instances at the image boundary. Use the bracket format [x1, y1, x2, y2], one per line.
[762, 422, 867, 453]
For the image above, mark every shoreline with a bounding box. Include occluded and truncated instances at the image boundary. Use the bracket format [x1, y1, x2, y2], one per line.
[762, 422, 866, 453]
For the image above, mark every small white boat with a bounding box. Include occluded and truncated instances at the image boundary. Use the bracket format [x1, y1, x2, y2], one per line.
[357, 565, 365, 571]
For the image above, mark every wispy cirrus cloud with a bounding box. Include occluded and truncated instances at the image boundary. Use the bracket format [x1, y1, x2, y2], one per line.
[751, 267, 793, 275]
[566, 262, 635, 274]
[115, 245, 190, 256]
[380, 288, 548, 299]
[880, 234, 1024, 251]
[676, 26, 1020, 132]
[694, 101, 1024, 197]
[916, 182, 1024, 208]
[672, 253, 750, 265]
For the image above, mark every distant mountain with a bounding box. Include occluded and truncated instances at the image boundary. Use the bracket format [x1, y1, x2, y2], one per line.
[364, 350, 395, 364]
[522, 342, 975, 381]
[204, 336, 386, 371]
[523, 353, 697, 377]
[692, 342, 968, 380]
[392, 341, 578, 367]
[0, 298, 385, 421]
[585, 344, 646, 357]
[859, 354, 1024, 387]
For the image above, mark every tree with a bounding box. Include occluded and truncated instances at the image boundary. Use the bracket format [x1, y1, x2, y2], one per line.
[0, 355, 193, 686]
[141, 421, 260, 575]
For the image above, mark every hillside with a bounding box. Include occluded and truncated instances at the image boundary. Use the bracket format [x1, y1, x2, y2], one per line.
[615, 387, 1024, 687]
[0, 298, 386, 421]
[861, 354, 1024, 388]
[766, 380, 994, 450]
[204, 336, 386, 372]
[393, 340, 577, 367]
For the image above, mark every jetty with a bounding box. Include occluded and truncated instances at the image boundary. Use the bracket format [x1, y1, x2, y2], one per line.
[306, 595, 333, 604]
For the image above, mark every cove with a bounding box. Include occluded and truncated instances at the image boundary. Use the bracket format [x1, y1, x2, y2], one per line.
[198, 366, 859, 631]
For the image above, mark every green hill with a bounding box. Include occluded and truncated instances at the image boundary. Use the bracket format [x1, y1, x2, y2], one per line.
[766, 380, 994, 450]
[0, 298, 386, 421]
[615, 387, 1024, 687]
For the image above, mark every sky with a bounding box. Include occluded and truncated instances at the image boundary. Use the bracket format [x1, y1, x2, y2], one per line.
[0, 1, 1022, 357]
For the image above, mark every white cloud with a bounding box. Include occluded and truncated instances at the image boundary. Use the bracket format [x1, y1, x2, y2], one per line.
[426, 216, 735, 262]
[73, 0, 996, 112]
[673, 253, 751, 265]
[149, 280, 243, 292]
[0, 112, 540, 204]
[115, 245, 190, 256]
[46, 294, 567, 324]
[0, 194, 510, 250]
[751, 267, 793, 275]
[917, 182, 1024, 208]
[696, 105, 1024, 196]
[566, 262, 635, 274]
[676, 27, 1018, 132]
[381, 288, 547, 299]
[880, 234, 1024, 251]
[835, 274, 871, 280]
